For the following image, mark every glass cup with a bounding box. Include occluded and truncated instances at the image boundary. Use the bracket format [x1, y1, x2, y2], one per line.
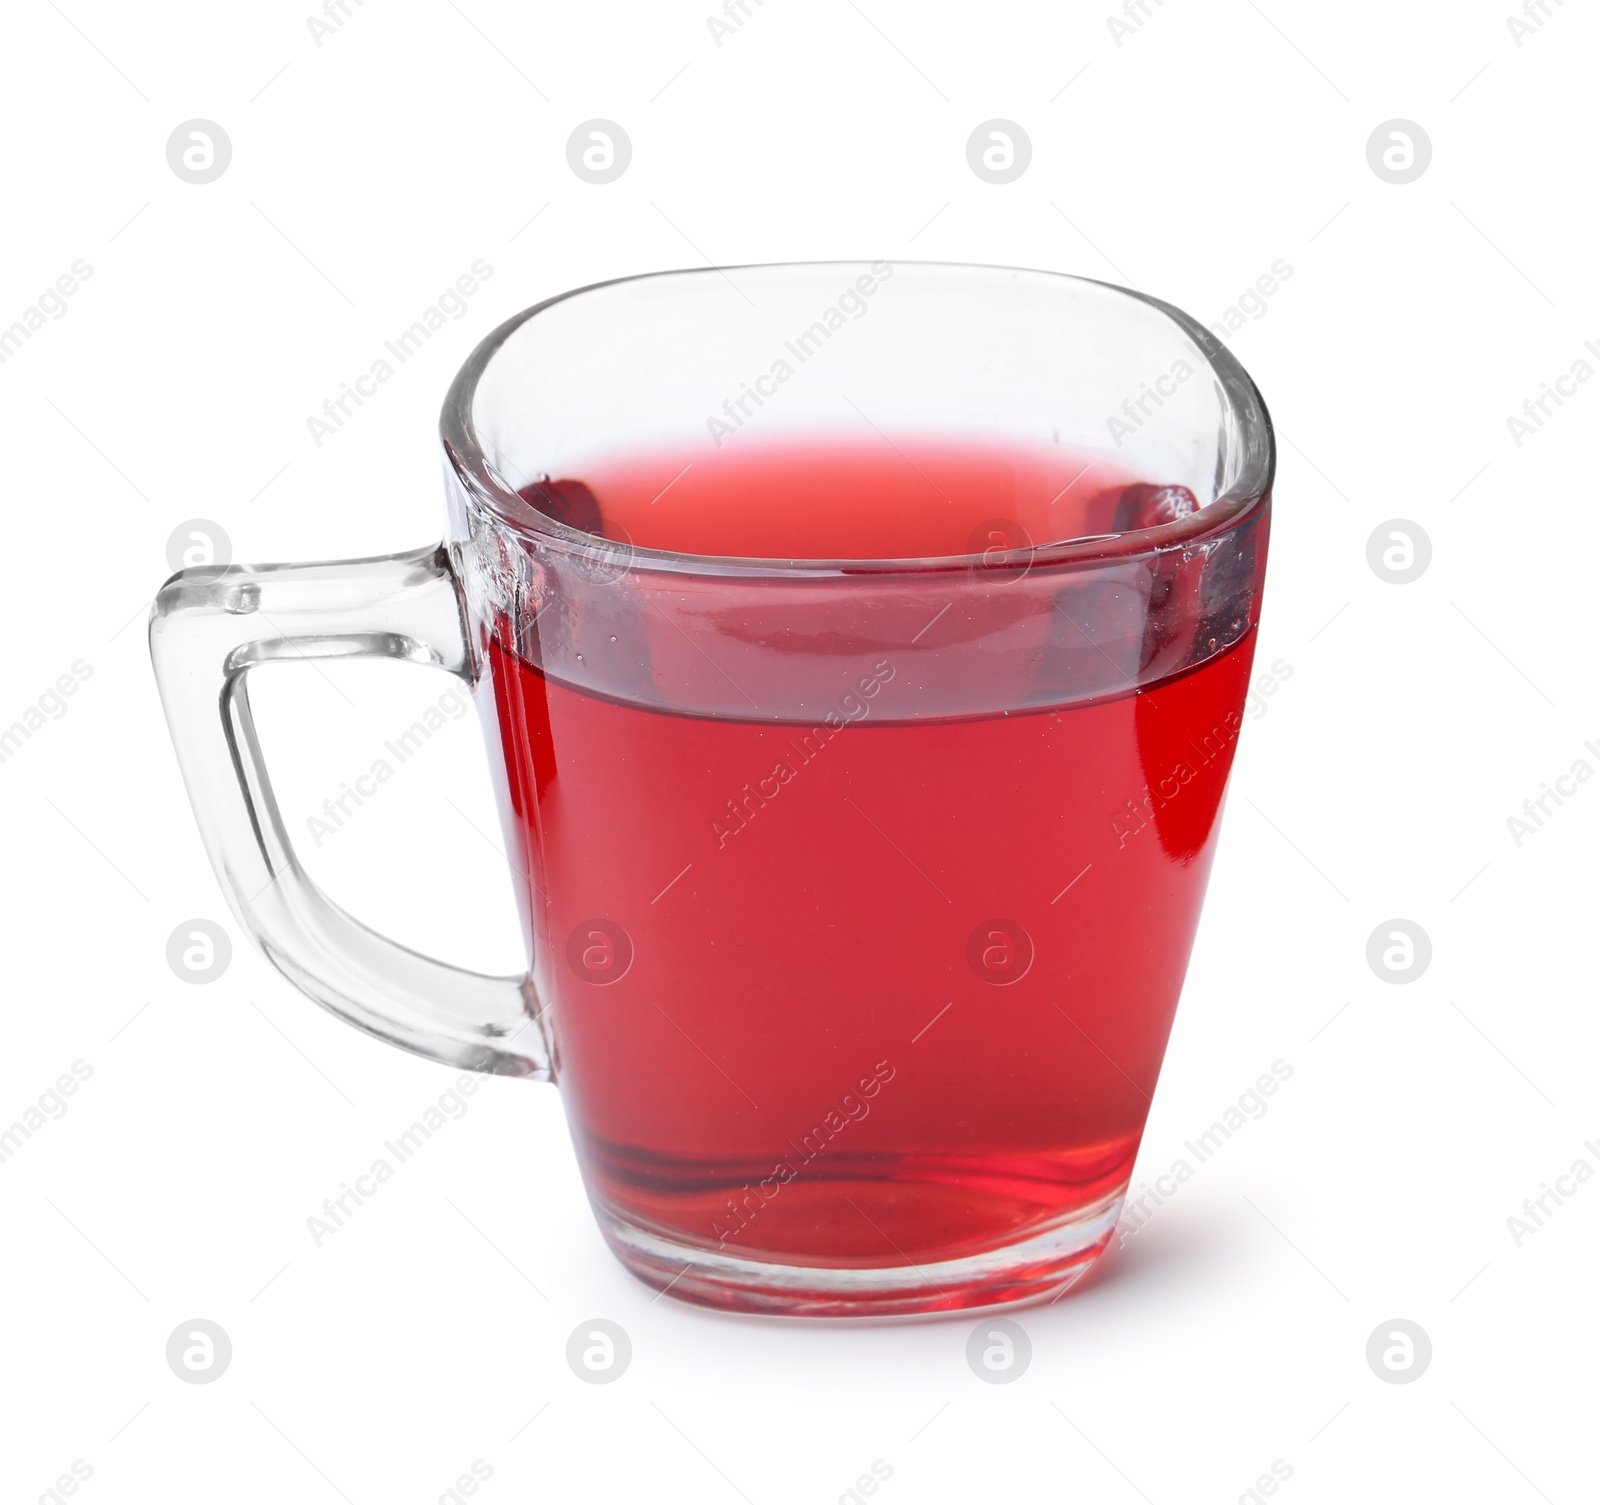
[151, 261, 1272, 1316]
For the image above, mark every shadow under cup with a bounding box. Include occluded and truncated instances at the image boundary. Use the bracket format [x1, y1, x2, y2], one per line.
[445, 262, 1273, 1316]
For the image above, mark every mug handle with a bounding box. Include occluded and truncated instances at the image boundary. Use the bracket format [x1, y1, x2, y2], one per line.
[149, 544, 549, 1079]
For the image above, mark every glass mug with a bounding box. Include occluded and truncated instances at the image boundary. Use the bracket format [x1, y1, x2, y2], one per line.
[151, 261, 1272, 1317]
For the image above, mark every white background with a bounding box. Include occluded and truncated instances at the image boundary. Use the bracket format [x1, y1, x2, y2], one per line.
[2, 1, 1596, 1501]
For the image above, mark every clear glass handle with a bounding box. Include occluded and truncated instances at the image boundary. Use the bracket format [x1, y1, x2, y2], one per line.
[149, 544, 548, 1079]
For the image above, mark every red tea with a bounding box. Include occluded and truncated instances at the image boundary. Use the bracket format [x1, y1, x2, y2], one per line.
[482, 435, 1254, 1293]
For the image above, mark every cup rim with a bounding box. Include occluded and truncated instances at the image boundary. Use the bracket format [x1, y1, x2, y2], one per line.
[439, 259, 1274, 578]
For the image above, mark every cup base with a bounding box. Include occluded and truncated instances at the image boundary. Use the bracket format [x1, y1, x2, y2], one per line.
[597, 1191, 1124, 1318]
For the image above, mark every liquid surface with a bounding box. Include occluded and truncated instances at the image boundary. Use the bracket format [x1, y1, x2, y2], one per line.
[520, 433, 1188, 560]
[486, 436, 1250, 1270]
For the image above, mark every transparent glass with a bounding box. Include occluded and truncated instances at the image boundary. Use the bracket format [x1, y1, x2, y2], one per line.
[152, 261, 1272, 1316]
